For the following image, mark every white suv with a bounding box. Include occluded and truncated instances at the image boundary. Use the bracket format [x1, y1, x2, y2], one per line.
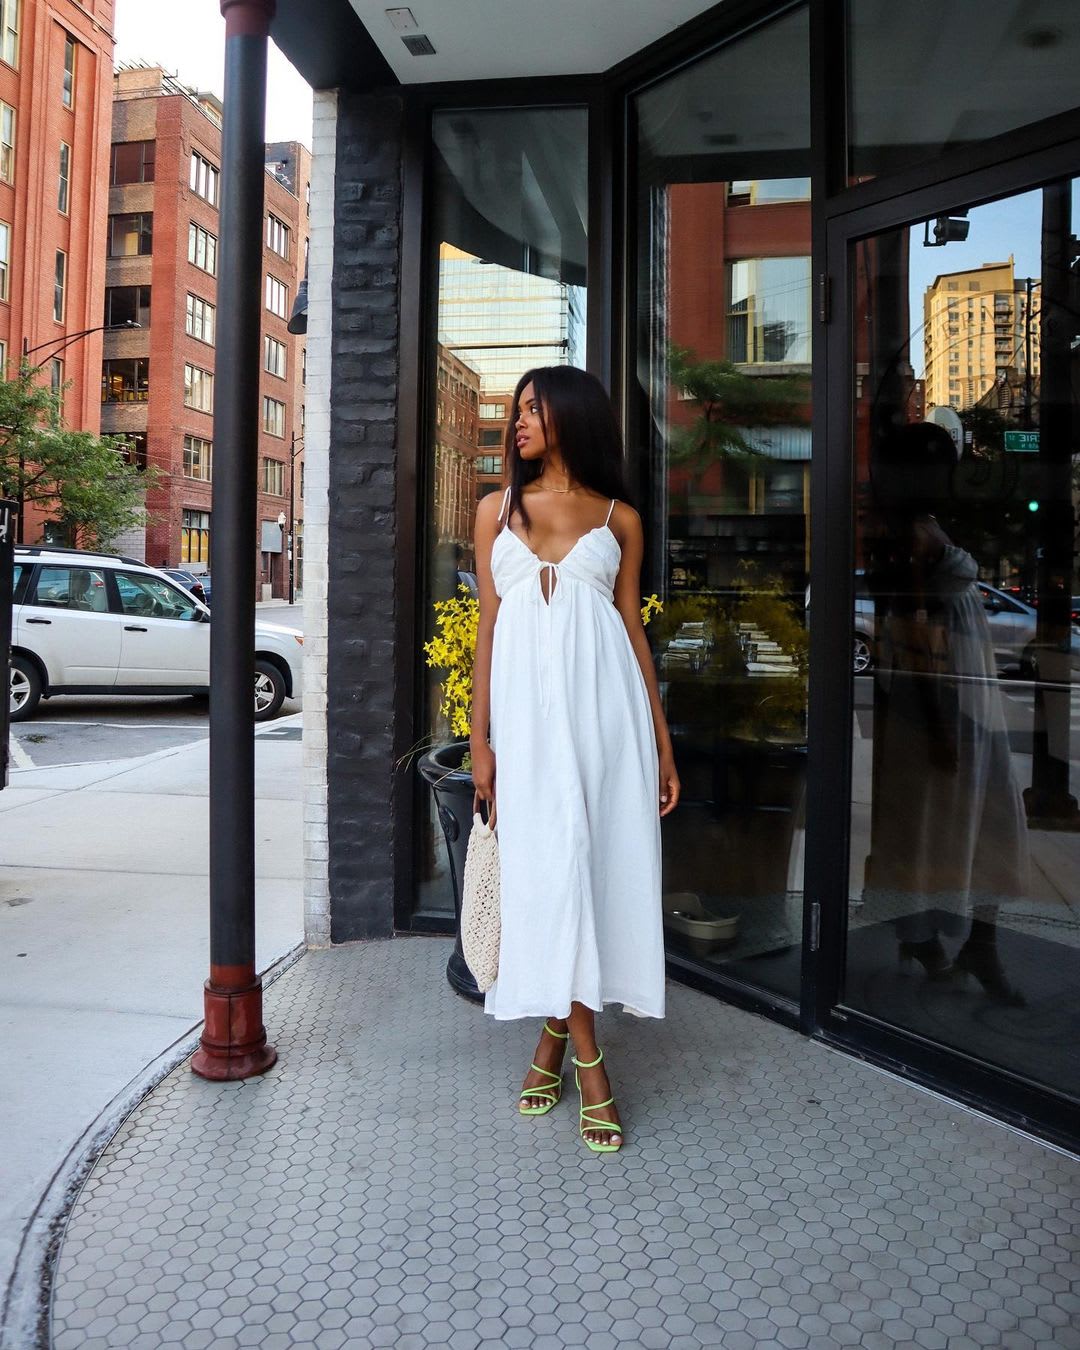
[9, 547, 303, 722]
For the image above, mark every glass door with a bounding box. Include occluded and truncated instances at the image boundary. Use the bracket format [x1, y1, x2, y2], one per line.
[833, 175, 1080, 1108]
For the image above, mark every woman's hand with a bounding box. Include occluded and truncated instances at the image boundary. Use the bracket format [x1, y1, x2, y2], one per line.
[471, 738, 496, 803]
[659, 751, 680, 817]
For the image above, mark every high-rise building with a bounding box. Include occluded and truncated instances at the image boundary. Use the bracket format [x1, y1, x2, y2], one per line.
[0, 0, 116, 540]
[102, 66, 311, 597]
[923, 258, 1041, 414]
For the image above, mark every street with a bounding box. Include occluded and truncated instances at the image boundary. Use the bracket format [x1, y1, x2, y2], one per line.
[7, 601, 304, 769]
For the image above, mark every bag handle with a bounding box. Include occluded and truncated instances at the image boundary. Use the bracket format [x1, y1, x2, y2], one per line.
[472, 790, 497, 830]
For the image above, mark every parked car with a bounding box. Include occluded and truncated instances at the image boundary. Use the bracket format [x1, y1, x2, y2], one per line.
[163, 568, 207, 605]
[854, 579, 1075, 678]
[9, 546, 302, 722]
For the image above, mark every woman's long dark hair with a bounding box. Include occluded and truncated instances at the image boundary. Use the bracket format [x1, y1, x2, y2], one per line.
[503, 366, 630, 530]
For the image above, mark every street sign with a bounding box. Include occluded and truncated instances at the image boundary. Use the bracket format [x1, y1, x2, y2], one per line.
[1004, 430, 1040, 452]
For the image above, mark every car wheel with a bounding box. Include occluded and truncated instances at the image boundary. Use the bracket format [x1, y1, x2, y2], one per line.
[853, 633, 873, 675]
[254, 659, 286, 720]
[10, 655, 42, 721]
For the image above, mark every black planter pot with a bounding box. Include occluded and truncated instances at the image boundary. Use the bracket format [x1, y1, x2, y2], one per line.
[418, 741, 484, 1003]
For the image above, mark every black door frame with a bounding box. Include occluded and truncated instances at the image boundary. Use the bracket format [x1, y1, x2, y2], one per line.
[812, 131, 1080, 1152]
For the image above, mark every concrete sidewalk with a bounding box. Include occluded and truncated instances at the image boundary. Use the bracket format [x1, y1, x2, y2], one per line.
[0, 718, 305, 1348]
[43, 940, 1080, 1350]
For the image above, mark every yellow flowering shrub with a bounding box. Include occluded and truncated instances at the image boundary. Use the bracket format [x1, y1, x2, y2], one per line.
[424, 584, 664, 740]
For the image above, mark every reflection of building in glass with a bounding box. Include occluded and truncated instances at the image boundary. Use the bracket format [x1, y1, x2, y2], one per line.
[433, 345, 479, 548]
[437, 244, 585, 393]
[666, 179, 812, 591]
[923, 259, 1040, 412]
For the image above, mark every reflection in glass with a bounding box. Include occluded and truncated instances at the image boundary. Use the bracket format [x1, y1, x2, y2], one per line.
[848, 1, 1080, 182]
[415, 107, 587, 919]
[634, 5, 811, 1002]
[847, 182, 1080, 1101]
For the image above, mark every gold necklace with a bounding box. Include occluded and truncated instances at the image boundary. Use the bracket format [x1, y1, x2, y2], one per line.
[537, 477, 580, 493]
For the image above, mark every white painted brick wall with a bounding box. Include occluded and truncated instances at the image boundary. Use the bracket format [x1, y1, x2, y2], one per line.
[301, 89, 337, 948]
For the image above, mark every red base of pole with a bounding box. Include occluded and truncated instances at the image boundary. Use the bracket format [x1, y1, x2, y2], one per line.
[191, 976, 277, 1080]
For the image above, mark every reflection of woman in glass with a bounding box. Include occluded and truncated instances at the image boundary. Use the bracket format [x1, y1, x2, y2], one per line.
[470, 367, 680, 1152]
[865, 422, 1028, 1004]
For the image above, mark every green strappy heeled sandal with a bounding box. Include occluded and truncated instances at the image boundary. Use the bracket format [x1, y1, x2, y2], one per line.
[518, 1021, 569, 1115]
[572, 1048, 624, 1153]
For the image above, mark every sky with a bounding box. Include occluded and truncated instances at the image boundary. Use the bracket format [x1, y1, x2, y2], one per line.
[113, 0, 314, 147]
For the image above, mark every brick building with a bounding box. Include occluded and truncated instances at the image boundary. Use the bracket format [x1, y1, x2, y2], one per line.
[0, 0, 115, 541]
[102, 66, 310, 596]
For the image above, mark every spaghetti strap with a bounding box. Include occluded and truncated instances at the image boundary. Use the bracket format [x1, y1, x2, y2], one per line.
[496, 485, 511, 527]
[604, 498, 616, 527]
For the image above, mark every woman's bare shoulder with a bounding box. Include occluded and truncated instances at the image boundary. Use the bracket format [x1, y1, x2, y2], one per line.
[475, 488, 507, 531]
[608, 499, 642, 536]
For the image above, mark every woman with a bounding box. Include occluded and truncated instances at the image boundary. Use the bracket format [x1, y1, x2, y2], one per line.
[470, 366, 680, 1153]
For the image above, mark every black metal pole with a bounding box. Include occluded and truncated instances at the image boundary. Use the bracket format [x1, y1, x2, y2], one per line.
[192, 0, 277, 1080]
[288, 432, 296, 605]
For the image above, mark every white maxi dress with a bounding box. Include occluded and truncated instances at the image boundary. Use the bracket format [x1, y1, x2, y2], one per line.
[484, 487, 665, 1021]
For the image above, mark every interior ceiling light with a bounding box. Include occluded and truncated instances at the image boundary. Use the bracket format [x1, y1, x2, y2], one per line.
[402, 33, 436, 56]
[385, 7, 418, 32]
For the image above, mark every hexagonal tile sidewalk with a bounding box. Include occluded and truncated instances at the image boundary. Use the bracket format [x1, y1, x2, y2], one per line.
[51, 939, 1080, 1349]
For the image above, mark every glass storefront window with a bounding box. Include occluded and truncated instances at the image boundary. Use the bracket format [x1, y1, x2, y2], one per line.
[633, 5, 811, 1002]
[416, 105, 587, 919]
[848, 1, 1080, 182]
[846, 179, 1080, 1101]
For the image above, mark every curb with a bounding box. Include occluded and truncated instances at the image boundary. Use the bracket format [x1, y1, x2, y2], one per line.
[0, 943, 307, 1350]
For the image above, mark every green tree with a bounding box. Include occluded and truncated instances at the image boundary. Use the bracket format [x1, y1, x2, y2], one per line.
[0, 365, 157, 547]
[667, 343, 810, 488]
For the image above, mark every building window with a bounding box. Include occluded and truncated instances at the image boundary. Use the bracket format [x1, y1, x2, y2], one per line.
[478, 429, 503, 448]
[57, 141, 70, 213]
[0, 340, 7, 376]
[108, 212, 152, 257]
[301, 346, 307, 384]
[101, 358, 149, 403]
[261, 457, 285, 495]
[189, 151, 219, 206]
[183, 363, 213, 413]
[475, 455, 503, 474]
[265, 274, 288, 319]
[262, 396, 285, 437]
[61, 33, 75, 108]
[1, 0, 17, 66]
[49, 357, 63, 418]
[264, 335, 287, 378]
[727, 257, 812, 364]
[183, 434, 212, 481]
[121, 432, 147, 471]
[479, 402, 505, 419]
[266, 213, 290, 259]
[0, 220, 11, 301]
[181, 509, 210, 565]
[104, 284, 150, 329]
[110, 140, 155, 186]
[185, 293, 215, 345]
[0, 103, 14, 183]
[188, 222, 217, 276]
[53, 250, 66, 322]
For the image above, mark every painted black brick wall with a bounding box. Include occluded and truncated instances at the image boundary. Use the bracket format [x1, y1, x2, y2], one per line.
[326, 89, 404, 942]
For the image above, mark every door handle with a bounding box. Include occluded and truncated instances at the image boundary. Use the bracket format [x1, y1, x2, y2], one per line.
[124, 625, 148, 632]
[25, 617, 51, 624]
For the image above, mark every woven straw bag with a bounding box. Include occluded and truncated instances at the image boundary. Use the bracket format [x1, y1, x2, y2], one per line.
[461, 793, 501, 992]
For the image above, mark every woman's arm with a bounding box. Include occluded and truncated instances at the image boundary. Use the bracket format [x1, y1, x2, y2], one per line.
[469, 491, 503, 802]
[611, 503, 680, 817]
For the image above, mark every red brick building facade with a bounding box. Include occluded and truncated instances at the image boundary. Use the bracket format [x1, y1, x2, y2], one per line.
[102, 67, 310, 597]
[0, 0, 115, 540]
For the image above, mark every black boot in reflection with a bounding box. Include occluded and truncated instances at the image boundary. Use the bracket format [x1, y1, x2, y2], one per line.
[953, 919, 1026, 1007]
[897, 937, 953, 980]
